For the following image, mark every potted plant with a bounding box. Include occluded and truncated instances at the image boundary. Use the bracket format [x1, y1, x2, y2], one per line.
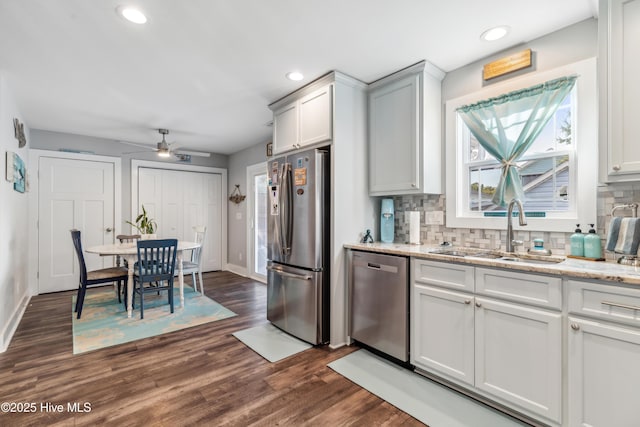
[126, 205, 157, 239]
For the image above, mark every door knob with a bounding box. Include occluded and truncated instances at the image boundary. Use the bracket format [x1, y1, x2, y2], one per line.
[106, 227, 113, 232]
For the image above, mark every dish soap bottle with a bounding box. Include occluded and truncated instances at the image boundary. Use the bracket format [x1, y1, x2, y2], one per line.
[570, 224, 584, 257]
[584, 224, 602, 259]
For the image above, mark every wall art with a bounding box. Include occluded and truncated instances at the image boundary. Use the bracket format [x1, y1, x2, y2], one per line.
[13, 118, 26, 148]
[6, 151, 26, 192]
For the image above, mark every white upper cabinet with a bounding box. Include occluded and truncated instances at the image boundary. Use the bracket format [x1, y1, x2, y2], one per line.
[299, 86, 333, 146]
[601, 0, 640, 180]
[368, 61, 444, 196]
[271, 83, 333, 155]
[272, 102, 298, 153]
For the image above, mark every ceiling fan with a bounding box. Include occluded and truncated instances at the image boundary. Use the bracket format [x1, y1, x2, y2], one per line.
[121, 129, 211, 161]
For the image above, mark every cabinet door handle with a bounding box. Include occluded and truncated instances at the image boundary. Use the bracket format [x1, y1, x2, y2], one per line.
[464, 300, 471, 305]
[570, 323, 580, 331]
[106, 227, 113, 232]
[475, 301, 482, 308]
[612, 164, 621, 171]
[602, 301, 640, 311]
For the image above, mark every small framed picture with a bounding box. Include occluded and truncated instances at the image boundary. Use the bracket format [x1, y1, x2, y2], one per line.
[266, 142, 273, 157]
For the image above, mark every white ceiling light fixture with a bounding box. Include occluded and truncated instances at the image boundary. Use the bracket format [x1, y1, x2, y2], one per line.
[116, 5, 147, 24]
[480, 25, 510, 41]
[286, 71, 304, 81]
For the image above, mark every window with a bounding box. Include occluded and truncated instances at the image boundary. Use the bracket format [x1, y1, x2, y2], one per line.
[445, 58, 597, 232]
[465, 90, 573, 213]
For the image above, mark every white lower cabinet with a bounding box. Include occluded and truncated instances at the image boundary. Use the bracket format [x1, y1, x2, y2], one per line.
[567, 317, 640, 427]
[411, 259, 562, 425]
[567, 278, 640, 427]
[475, 297, 562, 423]
[412, 284, 474, 385]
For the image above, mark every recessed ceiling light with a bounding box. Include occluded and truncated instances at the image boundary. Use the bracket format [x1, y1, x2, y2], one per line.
[116, 5, 147, 24]
[286, 71, 304, 81]
[480, 25, 510, 41]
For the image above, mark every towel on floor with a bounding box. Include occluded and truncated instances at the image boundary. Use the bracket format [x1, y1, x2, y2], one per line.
[605, 217, 622, 252]
[612, 217, 640, 254]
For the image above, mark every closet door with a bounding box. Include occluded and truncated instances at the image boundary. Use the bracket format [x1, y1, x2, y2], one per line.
[161, 169, 184, 239]
[137, 168, 222, 272]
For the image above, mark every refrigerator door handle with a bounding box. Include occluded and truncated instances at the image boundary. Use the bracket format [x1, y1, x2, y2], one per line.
[280, 163, 293, 255]
[267, 265, 312, 281]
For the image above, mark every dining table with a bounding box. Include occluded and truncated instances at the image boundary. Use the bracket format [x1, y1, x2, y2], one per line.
[85, 240, 201, 318]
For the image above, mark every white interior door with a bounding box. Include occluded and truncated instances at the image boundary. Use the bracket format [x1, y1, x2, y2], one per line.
[38, 156, 116, 293]
[136, 167, 222, 271]
[247, 162, 267, 281]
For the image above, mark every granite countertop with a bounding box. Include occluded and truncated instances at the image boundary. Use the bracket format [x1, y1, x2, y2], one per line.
[344, 242, 640, 287]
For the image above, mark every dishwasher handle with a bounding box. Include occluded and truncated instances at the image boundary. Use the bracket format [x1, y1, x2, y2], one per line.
[267, 265, 312, 281]
[353, 259, 400, 274]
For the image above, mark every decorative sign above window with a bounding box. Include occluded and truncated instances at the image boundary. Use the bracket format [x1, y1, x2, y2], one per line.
[483, 49, 532, 81]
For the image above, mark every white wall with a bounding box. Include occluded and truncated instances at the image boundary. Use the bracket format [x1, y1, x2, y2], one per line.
[0, 76, 31, 352]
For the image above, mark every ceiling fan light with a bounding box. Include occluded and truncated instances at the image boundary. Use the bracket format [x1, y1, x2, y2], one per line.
[157, 149, 171, 158]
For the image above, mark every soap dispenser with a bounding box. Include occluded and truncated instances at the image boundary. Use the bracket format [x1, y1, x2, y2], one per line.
[570, 224, 585, 257]
[584, 224, 603, 259]
[380, 199, 395, 243]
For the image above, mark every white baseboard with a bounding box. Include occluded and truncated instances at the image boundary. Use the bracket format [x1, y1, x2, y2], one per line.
[248, 274, 267, 284]
[1, 293, 31, 353]
[225, 263, 248, 277]
[329, 341, 348, 350]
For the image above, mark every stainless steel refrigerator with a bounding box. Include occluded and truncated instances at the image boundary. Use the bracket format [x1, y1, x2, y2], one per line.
[267, 147, 329, 345]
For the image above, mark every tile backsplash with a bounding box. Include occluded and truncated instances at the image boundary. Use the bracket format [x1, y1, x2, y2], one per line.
[392, 181, 640, 258]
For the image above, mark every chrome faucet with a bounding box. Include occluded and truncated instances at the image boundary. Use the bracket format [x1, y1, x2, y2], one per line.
[506, 198, 527, 253]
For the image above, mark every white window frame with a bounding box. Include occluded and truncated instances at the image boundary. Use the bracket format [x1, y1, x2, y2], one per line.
[445, 58, 597, 232]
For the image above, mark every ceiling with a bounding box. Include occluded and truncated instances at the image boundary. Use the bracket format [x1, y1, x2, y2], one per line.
[0, 0, 597, 155]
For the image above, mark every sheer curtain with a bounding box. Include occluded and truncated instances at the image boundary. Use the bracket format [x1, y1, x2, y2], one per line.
[457, 76, 576, 207]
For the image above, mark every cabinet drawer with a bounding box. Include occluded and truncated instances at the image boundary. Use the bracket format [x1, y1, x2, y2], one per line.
[412, 259, 474, 292]
[475, 268, 562, 310]
[568, 279, 640, 327]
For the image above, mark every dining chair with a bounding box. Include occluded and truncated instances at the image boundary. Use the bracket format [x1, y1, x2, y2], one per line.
[132, 238, 178, 319]
[115, 234, 141, 267]
[112, 234, 140, 303]
[178, 226, 207, 294]
[70, 229, 129, 319]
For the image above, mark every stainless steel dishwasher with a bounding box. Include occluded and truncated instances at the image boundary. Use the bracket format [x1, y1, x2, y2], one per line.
[349, 250, 409, 362]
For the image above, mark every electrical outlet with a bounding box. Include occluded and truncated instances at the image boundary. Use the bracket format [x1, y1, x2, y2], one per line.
[425, 211, 444, 225]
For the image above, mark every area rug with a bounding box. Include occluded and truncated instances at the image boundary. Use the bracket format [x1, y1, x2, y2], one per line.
[328, 350, 527, 427]
[72, 286, 236, 354]
[232, 323, 312, 362]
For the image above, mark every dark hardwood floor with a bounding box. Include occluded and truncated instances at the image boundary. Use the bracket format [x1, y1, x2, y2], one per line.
[0, 272, 423, 426]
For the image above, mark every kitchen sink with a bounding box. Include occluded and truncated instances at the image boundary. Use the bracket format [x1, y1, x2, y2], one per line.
[497, 255, 565, 265]
[430, 247, 565, 265]
[468, 253, 565, 264]
[430, 249, 477, 257]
